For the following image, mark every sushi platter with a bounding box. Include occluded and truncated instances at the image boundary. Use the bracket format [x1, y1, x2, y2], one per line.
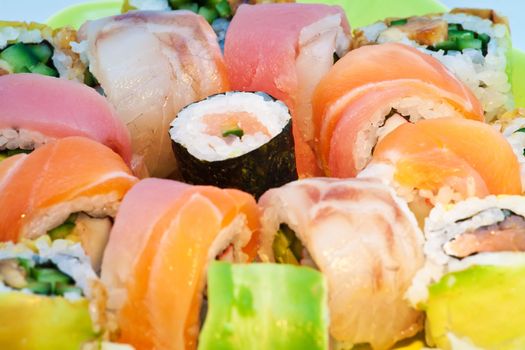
[0, 0, 524, 349]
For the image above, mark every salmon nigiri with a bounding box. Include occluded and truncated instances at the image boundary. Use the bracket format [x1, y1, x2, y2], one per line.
[312, 43, 484, 177]
[78, 11, 229, 177]
[225, 3, 351, 177]
[101, 178, 260, 350]
[0, 136, 138, 270]
[0, 73, 132, 165]
[360, 118, 521, 222]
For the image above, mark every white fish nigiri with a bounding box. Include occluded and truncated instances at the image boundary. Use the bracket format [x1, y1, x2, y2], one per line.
[78, 11, 229, 177]
[258, 178, 424, 350]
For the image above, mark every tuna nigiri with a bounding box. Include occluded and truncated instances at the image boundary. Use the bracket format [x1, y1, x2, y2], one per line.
[258, 178, 425, 350]
[0, 73, 132, 165]
[78, 11, 229, 177]
[225, 3, 351, 177]
[0, 136, 138, 270]
[360, 118, 521, 222]
[101, 178, 260, 350]
[312, 43, 484, 177]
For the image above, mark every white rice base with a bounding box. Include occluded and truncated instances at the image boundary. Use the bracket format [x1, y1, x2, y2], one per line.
[406, 195, 525, 305]
[360, 13, 513, 120]
[0, 236, 97, 300]
[129, 0, 170, 11]
[0, 128, 51, 150]
[170, 92, 291, 162]
[0, 27, 42, 50]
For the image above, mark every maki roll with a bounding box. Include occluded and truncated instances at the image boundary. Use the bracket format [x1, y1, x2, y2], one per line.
[312, 43, 483, 178]
[170, 92, 297, 198]
[0, 236, 114, 349]
[353, 8, 512, 121]
[0, 137, 138, 271]
[100, 179, 260, 349]
[0, 74, 132, 166]
[77, 11, 229, 178]
[406, 195, 525, 349]
[198, 262, 329, 350]
[359, 118, 521, 224]
[225, 3, 351, 177]
[258, 178, 425, 350]
[0, 21, 86, 82]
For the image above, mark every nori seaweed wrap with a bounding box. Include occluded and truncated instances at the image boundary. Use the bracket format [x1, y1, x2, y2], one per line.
[170, 91, 297, 198]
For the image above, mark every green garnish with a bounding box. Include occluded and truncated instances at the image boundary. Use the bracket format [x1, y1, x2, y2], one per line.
[17, 258, 34, 274]
[168, 0, 192, 9]
[83, 69, 99, 87]
[390, 18, 408, 26]
[222, 127, 244, 138]
[198, 6, 219, 23]
[48, 213, 78, 240]
[6, 149, 31, 157]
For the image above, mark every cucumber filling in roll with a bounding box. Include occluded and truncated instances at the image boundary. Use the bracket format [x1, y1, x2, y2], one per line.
[272, 224, 317, 269]
[0, 41, 58, 76]
[0, 22, 86, 81]
[0, 128, 50, 161]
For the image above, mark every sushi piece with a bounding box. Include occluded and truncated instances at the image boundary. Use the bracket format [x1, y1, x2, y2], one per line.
[258, 178, 425, 350]
[225, 3, 351, 177]
[0, 137, 138, 271]
[359, 118, 521, 224]
[405, 195, 525, 349]
[0, 236, 108, 350]
[312, 43, 484, 177]
[77, 11, 229, 177]
[170, 91, 297, 198]
[198, 262, 329, 350]
[0, 21, 86, 82]
[0, 73, 132, 166]
[353, 8, 512, 121]
[100, 178, 260, 350]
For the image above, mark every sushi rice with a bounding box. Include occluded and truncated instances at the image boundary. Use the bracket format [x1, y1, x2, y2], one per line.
[357, 12, 512, 121]
[0, 128, 50, 151]
[0, 22, 86, 81]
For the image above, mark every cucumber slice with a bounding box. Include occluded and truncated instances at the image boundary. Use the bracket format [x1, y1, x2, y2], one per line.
[32, 267, 72, 286]
[17, 258, 34, 274]
[198, 6, 219, 23]
[0, 43, 39, 73]
[447, 23, 463, 31]
[179, 3, 199, 13]
[26, 43, 53, 63]
[29, 62, 59, 77]
[434, 40, 457, 51]
[478, 33, 491, 45]
[168, 0, 192, 9]
[6, 149, 31, 157]
[457, 38, 482, 50]
[390, 18, 408, 26]
[215, 0, 231, 18]
[26, 281, 52, 295]
[222, 127, 244, 138]
[448, 30, 475, 41]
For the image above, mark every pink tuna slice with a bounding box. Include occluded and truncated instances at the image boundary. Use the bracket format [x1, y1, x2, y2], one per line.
[0, 73, 132, 164]
[225, 3, 351, 178]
